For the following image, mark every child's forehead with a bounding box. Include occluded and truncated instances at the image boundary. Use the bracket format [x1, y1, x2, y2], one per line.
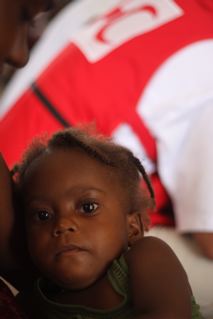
[34, 148, 121, 183]
[48, 147, 113, 170]
[27, 147, 105, 171]
[24, 148, 127, 201]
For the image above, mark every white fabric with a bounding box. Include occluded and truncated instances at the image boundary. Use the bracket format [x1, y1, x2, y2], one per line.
[137, 40, 213, 232]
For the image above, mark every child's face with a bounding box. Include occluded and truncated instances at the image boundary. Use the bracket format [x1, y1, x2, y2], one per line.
[24, 148, 131, 290]
[0, 0, 53, 72]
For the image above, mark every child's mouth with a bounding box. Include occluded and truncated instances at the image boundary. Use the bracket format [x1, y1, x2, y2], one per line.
[55, 244, 86, 257]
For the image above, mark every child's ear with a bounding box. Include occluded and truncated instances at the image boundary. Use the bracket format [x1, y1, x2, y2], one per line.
[127, 213, 144, 246]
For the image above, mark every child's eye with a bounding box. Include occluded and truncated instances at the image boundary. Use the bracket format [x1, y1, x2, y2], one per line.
[36, 210, 52, 221]
[79, 202, 99, 215]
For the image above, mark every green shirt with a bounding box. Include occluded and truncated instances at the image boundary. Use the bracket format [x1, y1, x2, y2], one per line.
[31, 255, 203, 319]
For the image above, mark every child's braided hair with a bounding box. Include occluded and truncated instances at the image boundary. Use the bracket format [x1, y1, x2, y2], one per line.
[12, 127, 155, 229]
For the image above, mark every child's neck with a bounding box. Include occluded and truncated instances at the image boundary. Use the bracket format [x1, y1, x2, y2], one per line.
[53, 272, 123, 310]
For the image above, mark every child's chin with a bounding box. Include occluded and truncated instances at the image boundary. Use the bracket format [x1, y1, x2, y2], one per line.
[54, 273, 96, 291]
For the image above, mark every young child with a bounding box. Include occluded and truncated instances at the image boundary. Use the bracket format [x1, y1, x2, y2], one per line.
[13, 127, 203, 319]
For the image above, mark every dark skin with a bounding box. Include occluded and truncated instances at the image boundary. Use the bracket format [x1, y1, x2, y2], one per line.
[0, 155, 15, 269]
[126, 237, 192, 319]
[22, 148, 193, 318]
[0, 0, 54, 284]
[0, 155, 36, 291]
[0, 0, 54, 71]
[0, 154, 39, 293]
[24, 149, 133, 291]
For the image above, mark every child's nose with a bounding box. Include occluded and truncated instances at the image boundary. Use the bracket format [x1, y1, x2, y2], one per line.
[52, 217, 78, 237]
[6, 26, 30, 68]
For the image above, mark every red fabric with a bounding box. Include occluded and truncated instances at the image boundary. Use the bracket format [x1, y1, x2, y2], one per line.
[0, 279, 27, 319]
[0, 89, 62, 165]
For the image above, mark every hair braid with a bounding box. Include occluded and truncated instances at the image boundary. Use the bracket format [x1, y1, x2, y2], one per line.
[131, 155, 155, 201]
